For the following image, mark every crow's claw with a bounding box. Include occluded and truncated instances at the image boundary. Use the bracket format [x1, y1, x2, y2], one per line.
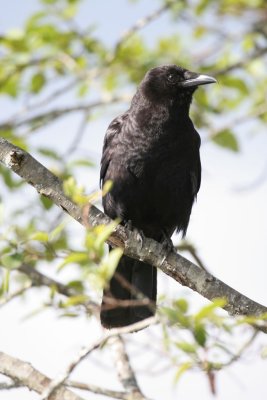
[124, 220, 145, 249]
[161, 232, 175, 253]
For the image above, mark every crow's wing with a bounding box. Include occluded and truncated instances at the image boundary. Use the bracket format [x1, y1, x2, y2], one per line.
[100, 112, 128, 188]
[190, 129, 201, 198]
[190, 156, 201, 198]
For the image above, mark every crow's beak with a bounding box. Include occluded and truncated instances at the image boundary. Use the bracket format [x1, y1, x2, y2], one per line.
[179, 72, 217, 88]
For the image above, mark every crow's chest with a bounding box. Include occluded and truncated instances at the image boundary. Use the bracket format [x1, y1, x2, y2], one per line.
[128, 135, 196, 190]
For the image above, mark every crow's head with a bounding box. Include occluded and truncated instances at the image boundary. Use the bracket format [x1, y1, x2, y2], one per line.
[141, 65, 216, 105]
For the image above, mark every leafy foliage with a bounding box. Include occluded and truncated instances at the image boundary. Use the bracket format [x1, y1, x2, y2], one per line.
[0, 0, 266, 397]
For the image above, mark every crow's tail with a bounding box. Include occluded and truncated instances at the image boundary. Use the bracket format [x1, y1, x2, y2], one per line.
[100, 251, 157, 329]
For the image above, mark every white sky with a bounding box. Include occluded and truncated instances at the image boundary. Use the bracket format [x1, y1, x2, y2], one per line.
[1, 1, 267, 399]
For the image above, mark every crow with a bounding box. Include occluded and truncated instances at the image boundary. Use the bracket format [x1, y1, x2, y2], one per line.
[100, 64, 216, 328]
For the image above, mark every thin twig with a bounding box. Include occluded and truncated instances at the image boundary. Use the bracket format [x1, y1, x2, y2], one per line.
[0, 95, 130, 131]
[40, 317, 157, 400]
[102, 271, 156, 313]
[205, 102, 267, 143]
[214, 45, 267, 76]
[177, 241, 210, 273]
[233, 160, 267, 192]
[113, 1, 175, 54]
[0, 281, 32, 307]
[0, 380, 23, 390]
[13, 78, 79, 121]
[63, 110, 91, 158]
[66, 380, 129, 400]
[217, 330, 259, 369]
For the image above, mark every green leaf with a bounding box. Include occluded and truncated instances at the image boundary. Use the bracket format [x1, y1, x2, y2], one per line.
[41, 0, 58, 4]
[194, 26, 206, 38]
[40, 195, 54, 210]
[162, 323, 170, 351]
[0, 166, 24, 189]
[220, 76, 249, 95]
[194, 298, 227, 322]
[59, 312, 79, 318]
[212, 129, 239, 152]
[62, 4, 78, 19]
[38, 148, 61, 160]
[30, 72, 46, 94]
[242, 35, 255, 51]
[161, 307, 179, 324]
[1, 270, 10, 294]
[161, 307, 191, 327]
[103, 72, 118, 92]
[173, 298, 188, 313]
[102, 180, 113, 196]
[237, 314, 267, 326]
[61, 295, 89, 307]
[77, 83, 89, 97]
[174, 362, 193, 384]
[31, 231, 49, 242]
[49, 222, 66, 241]
[58, 252, 88, 270]
[1, 75, 20, 97]
[67, 280, 84, 292]
[6, 28, 24, 40]
[193, 324, 207, 347]
[175, 341, 197, 354]
[1, 253, 23, 269]
[93, 222, 118, 251]
[195, 0, 212, 15]
[63, 177, 83, 199]
[62, 176, 91, 205]
[96, 247, 123, 287]
[69, 159, 95, 168]
[26, 11, 46, 30]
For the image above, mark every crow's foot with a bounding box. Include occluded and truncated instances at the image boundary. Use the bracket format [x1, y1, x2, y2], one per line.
[124, 220, 145, 249]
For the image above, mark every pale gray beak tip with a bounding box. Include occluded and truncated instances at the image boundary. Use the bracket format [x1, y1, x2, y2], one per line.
[197, 74, 217, 84]
[180, 73, 217, 88]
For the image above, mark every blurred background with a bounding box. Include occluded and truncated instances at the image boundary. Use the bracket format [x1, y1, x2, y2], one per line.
[0, 0, 267, 399]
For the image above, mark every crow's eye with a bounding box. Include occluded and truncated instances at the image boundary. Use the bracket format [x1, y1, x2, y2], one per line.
[167, 73, 176, 84]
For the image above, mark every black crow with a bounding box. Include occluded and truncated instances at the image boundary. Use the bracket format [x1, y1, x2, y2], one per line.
[100, 65, 216, 328]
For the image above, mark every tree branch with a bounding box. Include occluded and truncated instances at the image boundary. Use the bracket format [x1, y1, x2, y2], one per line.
[0, 351, 85, 400]
[0, 138, 267, 333]
[17, 263, 100, 316]
[110, 335, 150, 399]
